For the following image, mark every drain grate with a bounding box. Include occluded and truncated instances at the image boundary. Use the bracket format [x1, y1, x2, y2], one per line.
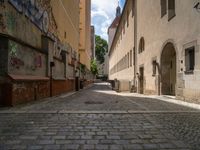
[85, 101, 103, 104]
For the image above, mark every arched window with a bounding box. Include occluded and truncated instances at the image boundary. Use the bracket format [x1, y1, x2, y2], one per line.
[139, 37, 145, 53]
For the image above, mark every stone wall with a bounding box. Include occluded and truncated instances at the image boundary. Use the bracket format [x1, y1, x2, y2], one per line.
[12, 81, 49, 105]
[52, 79, 74, 96]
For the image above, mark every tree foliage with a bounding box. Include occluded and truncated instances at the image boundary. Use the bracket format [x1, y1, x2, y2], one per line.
[90, 59, 98, 76]
[95, 35, 108, 64]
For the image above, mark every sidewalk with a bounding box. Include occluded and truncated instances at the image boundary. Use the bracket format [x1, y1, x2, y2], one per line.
[116, 92, 200, 110]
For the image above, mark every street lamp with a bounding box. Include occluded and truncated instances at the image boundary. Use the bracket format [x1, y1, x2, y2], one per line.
[50, 61, 55, 97]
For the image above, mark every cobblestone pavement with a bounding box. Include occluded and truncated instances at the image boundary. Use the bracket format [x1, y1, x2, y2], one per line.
[0, 83, 200, 150]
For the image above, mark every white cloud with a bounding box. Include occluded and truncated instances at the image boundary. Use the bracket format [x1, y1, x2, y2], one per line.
[91, 0, 119, 41]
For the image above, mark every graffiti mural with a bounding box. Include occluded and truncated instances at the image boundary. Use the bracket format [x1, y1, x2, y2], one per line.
[5, 12, 16, 34]
[8, 0, 50, 33]
[9, 41, 25, 69]
[34, 55, 42, 68]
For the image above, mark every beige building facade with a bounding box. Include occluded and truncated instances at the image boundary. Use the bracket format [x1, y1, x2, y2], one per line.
[79, 0, 92, 71]
[109, 0, 200, 104]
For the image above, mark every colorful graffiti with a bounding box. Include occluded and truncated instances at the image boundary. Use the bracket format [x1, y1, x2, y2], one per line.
[10, 57, 24, 69]
[9, 41, 18, 56]
[8, 0, 49, 33]
[5, 12, 16, 34]
[9, 41, 24, 69]
[34, 55, 42, 68]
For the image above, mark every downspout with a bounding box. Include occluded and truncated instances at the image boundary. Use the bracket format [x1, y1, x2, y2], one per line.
[134, 0, 138, 92]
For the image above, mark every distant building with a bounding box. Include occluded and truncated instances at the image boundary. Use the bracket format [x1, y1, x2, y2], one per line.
[91, 26, 95, 60]
[109, 0, 134, 91]
[108, 4, 121, 51]
[105, 3, 121, 78]
[109, 0, 200, 104]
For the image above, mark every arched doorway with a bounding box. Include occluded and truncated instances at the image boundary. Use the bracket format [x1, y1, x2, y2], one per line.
[161, 43, 176, 96]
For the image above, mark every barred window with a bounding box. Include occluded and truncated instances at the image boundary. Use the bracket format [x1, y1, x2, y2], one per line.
[168, 0, 176, 21]
[160, 0, 167, 17]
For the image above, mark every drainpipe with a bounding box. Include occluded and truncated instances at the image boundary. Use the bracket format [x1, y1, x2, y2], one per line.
[50, 61, 55, 97]
[134, 0, 138, 92]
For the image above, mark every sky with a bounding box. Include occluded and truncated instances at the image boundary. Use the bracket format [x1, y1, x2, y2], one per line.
[91, 0, 125, 41]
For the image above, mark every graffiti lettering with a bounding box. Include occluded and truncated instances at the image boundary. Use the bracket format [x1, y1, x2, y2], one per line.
[10, 56, 24, 69]
[9, 41, 18, 56]
[34, 55, 42, 68]
[6, 12, 16, 34]
[8, 0, 49, 33]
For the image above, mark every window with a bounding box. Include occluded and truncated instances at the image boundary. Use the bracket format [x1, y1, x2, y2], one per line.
[127, 11, 129, 27]
[160, 0, 167, 17]
[185, 46, 195, 74]
[133, 48, 135, 65]
[139, 37, 145, 53]
[64, 32, 67, 39]
[168, 0, 175, 20]
[152, 59, 157, 76]
[128, 52, 129, 68]
[132, 0, 135, 17]
[130, 50, 132, 67]
[123, 20, 125, 34]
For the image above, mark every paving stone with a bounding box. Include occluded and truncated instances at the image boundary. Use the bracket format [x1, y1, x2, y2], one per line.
[83, 144, 95, 149]
[159, 143, 176, 149]
[107, 135, 120, 140]
[44, 145, 60, 150]
[28, 145, 43, 150]
[61, 144, 80, 149]
[110, 145, 123, 150]
[86, 140, 99, 144]
[95, 144, 109, 149]
[39, 140, 55, 145]
[123, 144, 143, 150]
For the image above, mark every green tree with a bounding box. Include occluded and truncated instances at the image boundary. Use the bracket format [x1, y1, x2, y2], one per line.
[95, 35, 108, 64]
[90, 59, 98, 76]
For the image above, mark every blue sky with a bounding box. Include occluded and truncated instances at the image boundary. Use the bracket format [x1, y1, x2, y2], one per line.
[91, 0, 125, 41]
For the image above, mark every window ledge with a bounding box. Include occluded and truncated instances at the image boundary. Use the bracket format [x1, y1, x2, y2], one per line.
[185, 70, 194, 75]
[168, 14, 176, 22]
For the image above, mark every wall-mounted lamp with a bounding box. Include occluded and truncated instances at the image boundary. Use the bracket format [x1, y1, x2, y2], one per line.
[194, 2, 200, 12]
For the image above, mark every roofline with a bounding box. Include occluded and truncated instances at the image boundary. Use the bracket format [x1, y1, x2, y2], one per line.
[108, 0, 129, 56]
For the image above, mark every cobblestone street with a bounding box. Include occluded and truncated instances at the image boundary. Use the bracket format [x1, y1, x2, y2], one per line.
[0, 83, 200, 150]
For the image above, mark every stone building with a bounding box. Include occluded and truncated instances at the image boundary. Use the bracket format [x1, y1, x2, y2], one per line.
[91, 25, 95, 60]
[109, 0, 200, 104]
[109, 0, 135, 91]
[106, 3, 122, 78]
[0, 0, 80, 106]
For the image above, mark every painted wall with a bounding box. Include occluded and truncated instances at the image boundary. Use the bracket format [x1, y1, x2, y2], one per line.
[51, 0, 80, 52]
[8, 40, 47, 76]
[0, 0, 55, 48]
